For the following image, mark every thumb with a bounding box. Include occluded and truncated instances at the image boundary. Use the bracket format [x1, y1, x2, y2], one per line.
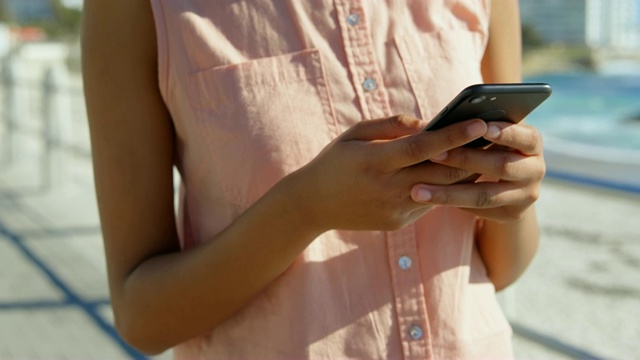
[340, 114, 427, 141]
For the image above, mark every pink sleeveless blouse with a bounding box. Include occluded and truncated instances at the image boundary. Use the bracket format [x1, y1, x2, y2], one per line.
[149, 0, 514, 358]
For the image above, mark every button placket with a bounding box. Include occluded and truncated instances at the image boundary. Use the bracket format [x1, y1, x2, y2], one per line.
[385, 225, 434, 359]
[335, 1, 433, 357]
[334, 0, 390, 120]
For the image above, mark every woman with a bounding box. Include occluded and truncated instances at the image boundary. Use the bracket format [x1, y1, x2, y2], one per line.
[82, 0, 543, 358]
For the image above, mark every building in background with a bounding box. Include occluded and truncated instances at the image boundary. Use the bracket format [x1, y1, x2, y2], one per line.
[519, 0, 640, 51]
[586, 0, 640, 50]
[6, 0, 53, 21]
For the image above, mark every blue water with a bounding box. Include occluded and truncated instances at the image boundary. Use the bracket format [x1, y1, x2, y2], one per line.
[525, 73, 640, 151]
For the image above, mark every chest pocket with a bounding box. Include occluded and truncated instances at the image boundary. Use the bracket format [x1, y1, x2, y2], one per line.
[395, 29, 487, 122]
[188, 49, 338, 207]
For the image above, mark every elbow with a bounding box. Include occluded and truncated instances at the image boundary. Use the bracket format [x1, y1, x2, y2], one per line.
[113, 306, 174, 356]
[489, 261, 532, 292]
[491, 275, 516, 292]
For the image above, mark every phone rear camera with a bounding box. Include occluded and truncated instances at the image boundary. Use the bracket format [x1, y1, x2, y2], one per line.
[470, 96, 485, 104]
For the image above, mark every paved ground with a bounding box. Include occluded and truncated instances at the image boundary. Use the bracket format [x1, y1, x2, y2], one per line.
[508, 179, 640, 360]
[0, 145, 639, 359]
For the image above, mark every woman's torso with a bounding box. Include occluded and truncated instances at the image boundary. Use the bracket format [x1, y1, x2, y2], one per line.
[150, 0, 513, 358]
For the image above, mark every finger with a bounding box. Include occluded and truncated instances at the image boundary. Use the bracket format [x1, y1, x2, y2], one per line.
[381, 119, 487, 169]
[431, 147, 545, 182]
[340, 114, 427, 141]
[410, 182, 527, 209]
[483, 122, 543, 155]
[402, 161, 476, 185]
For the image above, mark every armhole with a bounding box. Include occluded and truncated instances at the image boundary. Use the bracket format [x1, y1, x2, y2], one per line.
[149, 0, 170, 100]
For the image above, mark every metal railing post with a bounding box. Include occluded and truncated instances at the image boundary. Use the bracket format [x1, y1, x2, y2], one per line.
[42, 63, 72, 190]
[1, 54, 25, 166]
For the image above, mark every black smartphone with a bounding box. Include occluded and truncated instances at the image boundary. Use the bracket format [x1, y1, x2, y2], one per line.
[423, 83, 552, 148]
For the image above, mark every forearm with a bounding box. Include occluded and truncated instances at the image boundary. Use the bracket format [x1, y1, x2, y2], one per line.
[476, 206, 539, 291]
[113, 174, 321, 354]
[476, 0, 537, 291]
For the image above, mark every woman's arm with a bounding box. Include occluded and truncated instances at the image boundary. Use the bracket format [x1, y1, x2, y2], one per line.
[83, 0, 497, 354]
[82, 0, 321, 353]
[411, 0, 542, 290]
[476, 0, 540, 291]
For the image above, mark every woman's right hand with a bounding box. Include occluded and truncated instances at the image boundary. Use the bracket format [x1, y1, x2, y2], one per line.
[290, 115, 489, 232]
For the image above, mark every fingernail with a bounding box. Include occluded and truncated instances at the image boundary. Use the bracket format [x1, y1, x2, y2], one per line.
[485, 124, 500, 139]
[431, 152, 448, 161]
[413, 188, 432, 202]
[467, 121, 486, 137]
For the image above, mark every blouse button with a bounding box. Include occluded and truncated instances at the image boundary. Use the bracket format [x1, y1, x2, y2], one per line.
[398, 256, 412, 270]
[362, 77, 377, 92]
[346, 13, 361, 26]
[409, 325, 424, 340]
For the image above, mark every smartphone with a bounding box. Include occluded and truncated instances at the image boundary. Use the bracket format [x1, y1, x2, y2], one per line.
[423, 83, 552, 148]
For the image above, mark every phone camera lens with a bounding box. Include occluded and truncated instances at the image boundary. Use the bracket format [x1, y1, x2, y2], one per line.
[470, 96, 485, 104]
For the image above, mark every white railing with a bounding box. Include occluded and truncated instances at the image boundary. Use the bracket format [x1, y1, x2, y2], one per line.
[0, 48, 90, 193]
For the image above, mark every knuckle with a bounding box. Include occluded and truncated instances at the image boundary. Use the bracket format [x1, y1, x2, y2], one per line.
[505, 130, 517, 146]
[459, 149, 473, 168]
[405, 137, 427, 162]
[476, 191, 494, 208]
[434, 127, 460, 149]
[388, 114, 405, 129]
[445, 166, 468, 183]
[438, 192, 453, 205]
[525, 127, 541, 153]
[497, 153, 513, 179]
[389, 114, 419, 129]
[527, 187, 541, 203]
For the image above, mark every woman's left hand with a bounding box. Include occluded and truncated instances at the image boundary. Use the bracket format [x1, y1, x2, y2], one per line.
[410, 121, 546, 222]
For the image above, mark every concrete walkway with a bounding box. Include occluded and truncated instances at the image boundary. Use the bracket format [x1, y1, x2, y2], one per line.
[509, 179, 640, 360]
[0, 150, 638, 358]
[0, 153, 169, 359]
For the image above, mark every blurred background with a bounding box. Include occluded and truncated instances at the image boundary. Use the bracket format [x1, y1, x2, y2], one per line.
[0, 0, 638, 359]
